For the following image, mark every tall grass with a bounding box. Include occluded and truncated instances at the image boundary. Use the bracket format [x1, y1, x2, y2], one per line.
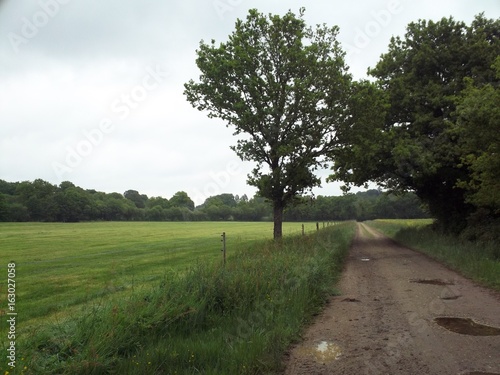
[367, 219, 500, 291]
[3, 222, 356, 374]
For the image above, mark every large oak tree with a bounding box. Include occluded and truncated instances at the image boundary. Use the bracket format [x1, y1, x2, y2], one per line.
[184, 9, 351, 239]
[330, 15, 500, 234]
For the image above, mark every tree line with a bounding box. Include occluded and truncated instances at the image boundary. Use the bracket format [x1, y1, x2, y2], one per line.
[0, 179, 428, 223]
[184, 9, 499, 240]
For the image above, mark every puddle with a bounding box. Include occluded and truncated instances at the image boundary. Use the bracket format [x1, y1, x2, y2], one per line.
[342, 297, 360, 302]
[315, 341, 342, 362]
[439, 295, 461, 300]
[410, 278, 454, 286]
[297, 341, 342, 363]
[434, 317, 500, 336]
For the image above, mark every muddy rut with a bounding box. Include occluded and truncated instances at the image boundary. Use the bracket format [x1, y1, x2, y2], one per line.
[283, 223, 500, 375]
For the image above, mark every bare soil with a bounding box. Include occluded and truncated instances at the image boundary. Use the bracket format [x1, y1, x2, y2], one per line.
[283, 223, 500, 375]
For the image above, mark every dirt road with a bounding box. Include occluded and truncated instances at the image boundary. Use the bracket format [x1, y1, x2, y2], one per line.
[284, 223, 500, 375]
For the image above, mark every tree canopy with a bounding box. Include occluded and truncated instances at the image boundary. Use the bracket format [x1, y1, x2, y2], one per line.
[330, 14, 500, 236]
[455, 57, 500, 213]
[184, 8, 352, 239]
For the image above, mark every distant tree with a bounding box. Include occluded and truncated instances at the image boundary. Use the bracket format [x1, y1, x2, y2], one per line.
[165, 207, 185, 221]
[184, 8, 351, 239]
[284, 196, 312, 221]
[6, 202, 30, 222]
[237, 194, 249, 204]
[59, 181, 76, 191]
[202, 193, 237, 208]
[100, 199, 119, 221]
[147, 196, 170, 209]
[108, 192, 124, 200]
[191, 210, 208, 221]
[16, 179, 58, 221]
[99, 195, 131, 221]
[205, 204, 233, 221]
[200, 194, 237, 220]
[169, 191, 195, 211]
[146, 206, 166, 221]
[55, 186, 91, 222]
[357, 190, 382, 199]
[124, 189, 148, 209]
[0, 194, 8, 221]
[390, 193, 429, 219]
[0, 180, 17, 195]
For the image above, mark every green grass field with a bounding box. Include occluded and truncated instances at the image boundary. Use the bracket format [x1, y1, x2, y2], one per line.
[1, 221, 352, 374]
[0, 222, 319, 328]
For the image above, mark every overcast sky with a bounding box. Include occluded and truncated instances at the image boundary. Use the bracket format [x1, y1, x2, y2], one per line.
[1, 0, 498, 204]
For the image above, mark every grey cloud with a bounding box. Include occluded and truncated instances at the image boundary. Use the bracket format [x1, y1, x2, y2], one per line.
[0, 0, 498, 199]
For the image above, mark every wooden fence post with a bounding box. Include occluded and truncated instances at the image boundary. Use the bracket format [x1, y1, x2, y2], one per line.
[221, 232, 226, 265]
[302, 224, 305, 236]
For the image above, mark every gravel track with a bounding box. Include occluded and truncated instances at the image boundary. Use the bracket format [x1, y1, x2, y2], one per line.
[283, 223, 500, 375]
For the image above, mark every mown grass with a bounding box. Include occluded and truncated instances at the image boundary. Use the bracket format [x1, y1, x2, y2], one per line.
[0, 221, 354, 374]
[0, 221, 316, 331]
[367, 219, 500, 291]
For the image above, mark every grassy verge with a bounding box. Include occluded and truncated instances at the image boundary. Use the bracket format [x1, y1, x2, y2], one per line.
[367, 219, 500, 291]
[3, 222, 355, 374]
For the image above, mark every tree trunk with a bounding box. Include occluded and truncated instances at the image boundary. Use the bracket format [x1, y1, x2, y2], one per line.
[273, 202, 284, 240]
